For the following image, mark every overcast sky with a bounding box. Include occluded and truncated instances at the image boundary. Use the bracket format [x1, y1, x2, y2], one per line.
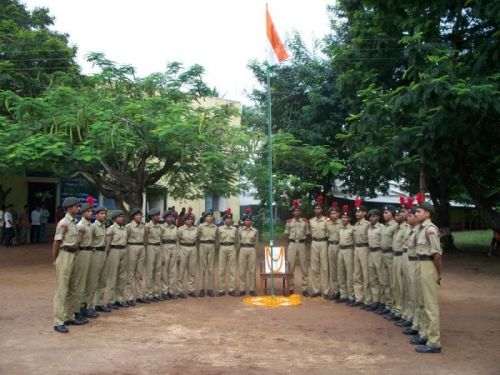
[24, 0, 334, 104]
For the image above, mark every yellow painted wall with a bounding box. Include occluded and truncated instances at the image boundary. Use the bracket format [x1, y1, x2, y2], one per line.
[0, 175, 28, 211]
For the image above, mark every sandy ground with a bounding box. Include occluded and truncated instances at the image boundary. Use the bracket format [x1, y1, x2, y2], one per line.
[0, 243, 499, 375]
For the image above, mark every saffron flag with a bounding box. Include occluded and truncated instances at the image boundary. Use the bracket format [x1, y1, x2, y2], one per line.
[266, 6, 288, 64]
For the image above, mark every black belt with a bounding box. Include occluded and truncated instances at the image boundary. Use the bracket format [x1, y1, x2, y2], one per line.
[240, 243, 255, 248]
[409, 256, 418, 261]
[370, 247, 381, 252]
[220, 242, 235, 246]
[394, 251, 403, 256]
[200, 240, 215, 244]
[312, 237, 328, 242]
[340, 245, 353, 250]
[94, 246, 105, 251]
[382, 247, 393, 253]
[148, 242, 161, 246]
[418, 255, 433, 261]
[162, 239, 176, 244]
[355, 242, 369, 247]
[291, 239, 306, 243]
[61, 246, 78, 253]
[80, 246, 93, 251]
[180, 242, 196, 247]
[111, 245, 126, 249]
[128, 242, 144, 245]
[328, 240, 339, 245]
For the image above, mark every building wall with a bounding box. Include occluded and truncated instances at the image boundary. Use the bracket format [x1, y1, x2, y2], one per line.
[0, 175, 28, 211]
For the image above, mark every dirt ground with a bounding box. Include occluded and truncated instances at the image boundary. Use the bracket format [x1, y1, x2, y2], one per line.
[0, 243, 499, 375]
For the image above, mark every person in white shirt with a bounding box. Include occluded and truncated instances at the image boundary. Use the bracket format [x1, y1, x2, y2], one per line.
[40, 204, 50, 242]
[3, 205, 14, 247]
[0, 205, 5, 244]
[31, 206, 41, 243]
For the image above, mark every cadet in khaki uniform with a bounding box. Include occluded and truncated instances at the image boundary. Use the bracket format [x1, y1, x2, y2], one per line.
[285, 200, 310, 297]
[217, 209, 239, 296]
[326, 202, 340, 300]
[105, 210, 129, 309]
[52, 197, 84, 333]
[353, 200, 372, 308]
[145, 208, 164, 301]
[397, 199, 413, 327]
[337, 205, 355, 304]
[177, 213, 198, 298]
[377, 205, 398, 316]
[309, 201, 329, 298]
[72, 203, 95, 320]
[197, 212, 218, 297]
[87, 206, 108, 314]
[238, 213, 259, 296]
[366, 209, 383, 311]
[160, 210, 178, 300]
[125, 208, 146, 305]
[412, 201, 442, 354]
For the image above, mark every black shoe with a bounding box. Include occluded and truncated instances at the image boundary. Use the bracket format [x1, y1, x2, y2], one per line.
[302, 290, 310, 297]
[323, 294, 329, 300]
[238, 291, 246, 297]
[403, 328, 419, 336]
[198, 290, 206, 298]
[395, 318, 410, 327]
[108, 302, 119, 310]
[289, 289, 294, 295]
[177, 293, 187, 299]
[350, 301, 362, 307]
[217, 291, 225, 297]
[250, 291, 257, 296]
[228, 291, 237, 297]
[188, 291, 197, 298]
[118, 301, 129, 308]
[96, 305, 112, 312]
[310, 292, 321, 298]
[54, 325, 69, 333]
[415, 345, 441, 353]
[136, 298, 150, 304]
[336, 297, 347, 304]
[365, 303, 379, 311]
[162, 293, 171, 301]
[410, 337, 427, 345]
[75, 314, 89, 324]
[360, 303, 370, 310]
[329, 292, 339, 301]
[127, 299, 136, 307]
[207, 290, 215, 297]
[156, 295, 164, 301]
[169, 293, 177, 300]
[86, 308, 99, 318]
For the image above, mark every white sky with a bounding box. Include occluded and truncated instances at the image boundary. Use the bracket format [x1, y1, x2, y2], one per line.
[23, 0, 334, 104]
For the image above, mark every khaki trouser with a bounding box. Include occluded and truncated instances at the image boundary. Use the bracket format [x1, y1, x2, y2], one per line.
[337, 248, 354, 300]
[381, 252, 394, 308]
[410, 258, 422, 332]
[161, 245, 177, 294]
[354, 246, 372, 304]
[71, 249, 93, 314]
[177, 245, 197, 293]
[218, 245, 236, 292]
[53, 250, 76, 325]
[126, 245, 145, 300]
[420, 260, 441, 347]
[327, 244, 339, 295]
[310, 241, 329, 295]
[392, 254, 404, 316]
[199, 243, 215, 291]
[239, 246, 256, 292]
[106, 248, 128, 303]
[402, 253, 414, 321]
[368, 249, 383, 303]
[146, 245, 162, 297]
[288, 242, 308, 291]
[85, 250, 106, 308]
[94, 253, 110, 307]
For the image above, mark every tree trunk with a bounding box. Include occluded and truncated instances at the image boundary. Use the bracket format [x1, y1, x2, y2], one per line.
[0, 185, 12, 207]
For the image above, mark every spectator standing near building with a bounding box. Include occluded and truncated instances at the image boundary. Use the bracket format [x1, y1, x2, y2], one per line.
[31, 206, 41, 243]
[40, 204, 50, 242]
[19, 205, 31, 244]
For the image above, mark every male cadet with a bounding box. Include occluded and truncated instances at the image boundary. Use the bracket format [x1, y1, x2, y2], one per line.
[238, 211, 259, 296]
[352, 199, 372, 308]
[412, 199, 442, 354]
[197, 211, 218, 297]
[337, 205, 355, 304]
[176, 212, 198, 298]
[125, 208, 146, 305]
[326, 202, 340, 300]
[145, 208, 164, 301]
[366, 209, 383, 311]
[105, 210, 129, 309]
[309, 196, 329, 299]
[160, 210, 178, 300]
[285, 200, 310, 297]
[396, 197, 413, 327]
[376, 205, 398, 316]
[52, 197, 83, 333]
[217, 209, 239, 296]
[72, 203, 96, 320]
[86, 206, 108, 315]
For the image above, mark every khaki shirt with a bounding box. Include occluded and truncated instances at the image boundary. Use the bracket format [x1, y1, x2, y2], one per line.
[198, 222, 218, 242]
[239, 226, 258, 246]
[393, 222, 410, 251]
[407, 224, 421, 257]
[339, 223, 354, 247]
[145, 221, 163, 245]
[309, 216, 328, 239]
[284, 218, 310, 241]
[416, 219, 442, 256]
[218, 225, 238, 246]
[178, 225, 198, 245]
[381, 219, 398, 249]
[354, 218, 370, 246]
[126, 221, 145, 244]
[326, 218, 340, 242]
[54, 213, 79, 248]
[402, 223, 411, 250]
[368, 222, 383, 248]
[106, 223, 128, 249]
[77, 217, 92, 247]
[91, 220, 106, 248]
[161, 222, 178, 242]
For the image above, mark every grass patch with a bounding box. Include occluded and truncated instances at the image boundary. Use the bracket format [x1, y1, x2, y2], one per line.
[452, 230, 491, 250]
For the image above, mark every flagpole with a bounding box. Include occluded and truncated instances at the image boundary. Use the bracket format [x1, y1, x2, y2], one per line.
[266, 63, 275, 296]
